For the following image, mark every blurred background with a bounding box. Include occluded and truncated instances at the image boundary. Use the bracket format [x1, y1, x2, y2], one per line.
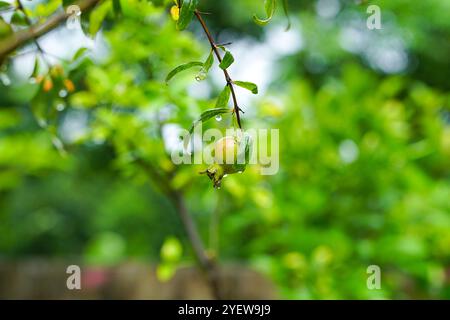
[0, 0, 449, 299]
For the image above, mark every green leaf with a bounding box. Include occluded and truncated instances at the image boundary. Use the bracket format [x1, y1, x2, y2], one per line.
[63, 0, 75, 8]
[62, 0, 75, 7]
[0, 1, 11, 9]
[203, 50, 214, 72]
[11, 11, 28, 26]
[282, 0, 291, 31]
[177, 0, 198, 31]
[69, 91, 97, 109]
[31, 99, 50, 128]
[188, 108, 231, 134]
[31, 57, 40, 78]
[160, 237, 182, 263]
[215, 85, 231, 108]
[234, 81, 258, 94]
[219, 51, 234, 70]
[0, 17, 12, 38]
[89, 1, 112, 36]
[156, 263, 176, 282]
[72, 47, 88, 61]
[253, 0, 276, 26]
[165, 61, 203, 83]
[194, 51, 214, 81]
[112, 0, 122, 18]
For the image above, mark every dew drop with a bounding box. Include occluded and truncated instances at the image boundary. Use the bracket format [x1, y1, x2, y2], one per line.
[37, 118, 47, 128]
[58, 89, 68, 98]
[0, 74, 11, 86]
[215, 115, 222, 122]
[56, 103, 66, 111]
[195, 69, 207, 81]
[238, 171, 243, 174]
[223, 174, 228, 178]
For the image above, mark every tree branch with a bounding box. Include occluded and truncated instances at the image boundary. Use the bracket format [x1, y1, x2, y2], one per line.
[0, 0, 102, 63]
[136, 158, 222, 299]
[168, 190, 222, 299]
[194, 10, 243, 129]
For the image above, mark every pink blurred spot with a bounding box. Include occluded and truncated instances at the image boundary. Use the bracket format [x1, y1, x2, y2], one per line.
[82, 267, 110, 289]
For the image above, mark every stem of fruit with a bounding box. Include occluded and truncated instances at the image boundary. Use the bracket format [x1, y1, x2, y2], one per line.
[194, 10, 243, 129]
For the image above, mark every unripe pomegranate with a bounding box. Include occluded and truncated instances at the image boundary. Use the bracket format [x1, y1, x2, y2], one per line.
[214, 136, 238, 165]
[201, 133, 252, 188]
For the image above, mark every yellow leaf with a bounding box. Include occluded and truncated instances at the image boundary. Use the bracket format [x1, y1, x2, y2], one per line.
[170, 5, 180, 21]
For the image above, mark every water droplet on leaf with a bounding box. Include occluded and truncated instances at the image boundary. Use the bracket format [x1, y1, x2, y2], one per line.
[195, 69, 207, 82]
[58, 89, 68, 98]
[215, 115, 222, 121]
[56, 103, 66, 111]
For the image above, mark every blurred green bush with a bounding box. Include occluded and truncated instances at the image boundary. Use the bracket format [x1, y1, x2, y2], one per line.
[0, 0, 448, 299]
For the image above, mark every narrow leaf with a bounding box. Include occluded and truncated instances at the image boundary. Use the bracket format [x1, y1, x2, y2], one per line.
[89, 1, 112, 36]
[188, 108, 231, 134]
[282, 0, 291, 31]
[165, 61, 203, 83]
[170, 5, 180, 21]
[11, 11, 28, 26]
[62, 0, 74, 7]
[72, 47, 88, 61]
[234, 81, 258, 94]
[219, 51, 234, 70]
[31, 57, 40, 78]
[0, 17, 12, 38]
[253, 0, 276, 26]
[177, 0, 198, 30]
[0, 1, 11, 9]
[112, 0, 122, 18]
[215, 85, 231, 108]
[203, 50, 214, 72]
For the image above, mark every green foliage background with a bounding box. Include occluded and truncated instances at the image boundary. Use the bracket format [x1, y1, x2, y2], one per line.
[0, 0, 449, 299]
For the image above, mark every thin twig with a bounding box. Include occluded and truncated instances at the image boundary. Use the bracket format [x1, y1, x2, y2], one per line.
[215, 41, 233, 47]
[194, 10, 243, 129]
